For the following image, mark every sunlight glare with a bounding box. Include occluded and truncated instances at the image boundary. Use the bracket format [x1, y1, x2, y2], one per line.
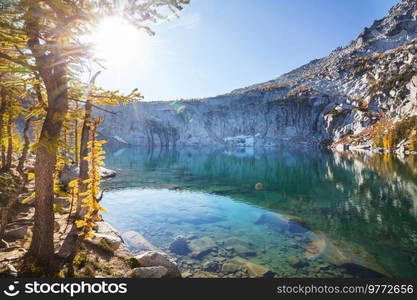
[93, 16, 152, 68]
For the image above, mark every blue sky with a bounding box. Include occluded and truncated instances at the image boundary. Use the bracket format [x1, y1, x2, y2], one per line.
[95, 0, 400, 101]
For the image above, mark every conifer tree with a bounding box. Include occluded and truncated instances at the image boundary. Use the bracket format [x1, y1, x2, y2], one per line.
[1, 0, 189, 274]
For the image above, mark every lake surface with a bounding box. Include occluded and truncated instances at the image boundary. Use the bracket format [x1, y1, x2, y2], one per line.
[101, 146, 417, 278]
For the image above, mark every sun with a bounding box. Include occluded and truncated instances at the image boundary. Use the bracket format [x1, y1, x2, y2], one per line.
[92, 16, 152, 68]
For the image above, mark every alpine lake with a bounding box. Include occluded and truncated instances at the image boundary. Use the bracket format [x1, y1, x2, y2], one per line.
[101, 146, 417, 278]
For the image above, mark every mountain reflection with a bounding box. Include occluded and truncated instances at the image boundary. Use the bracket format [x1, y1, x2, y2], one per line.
[104, 146, 417, 277]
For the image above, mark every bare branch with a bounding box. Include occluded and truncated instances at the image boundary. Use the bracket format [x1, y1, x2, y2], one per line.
[69, 98, 119, 115]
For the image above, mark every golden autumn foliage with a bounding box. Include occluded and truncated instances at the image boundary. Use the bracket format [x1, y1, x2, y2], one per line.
[372, 116, 417, 151]
[0, 0, 190, 274]
[75, 118, 107, 239]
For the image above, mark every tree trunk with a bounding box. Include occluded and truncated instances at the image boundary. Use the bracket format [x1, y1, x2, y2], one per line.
[57, 72, 100, 265]
[56, 101, 91, 265]
[74, 119, 79, 165]
[28, 90, 68, 271]
[1, 145, 5, 168]
[76, 100, 92, 218]
[63, 128, 68, 166]
[74, 102, 79, 166]
[76, 70, 100, 218]
[17, 118, 32, 177]
[5, 114, 13, 170]
[0, 88, 6, 169]
[25, 2, 70, 273]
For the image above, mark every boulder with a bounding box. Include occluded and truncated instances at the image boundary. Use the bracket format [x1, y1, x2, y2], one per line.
[189, 236, 216, 258]
[59, 165, 79, 187]
[60, 165, 117, 187]
[135, 251, 181, 278]
[122, 231, 157, 253]
[169, 236, 191, 255]
[98, 167, 117, 179]
[131, 266, 168, 278]
[95, 222, 121, 237]
[85, 233, 122, 252]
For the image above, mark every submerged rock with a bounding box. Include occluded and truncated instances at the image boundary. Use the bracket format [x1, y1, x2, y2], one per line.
[135, 251, 181, 278]
[181, 271, 193, 278]
[233, 257, 276, 278]
[341, 263, 386, 278]
[221, 261, 242, 274]
[189, 236, 216, 258]
[193, 271, 218, 278]
[287, 256, 306, 268]
[203, 261, 221, 272]
[256, 213, 310, 234]
[169, 236, 191, 255]
[323, 238, 390, 277]
[221, 237, 256, 257]
[182, 214, 224, 225]
[304, 233, 390, 277]
[304, 238, 327, 260]
[282, 215, 310, 233]
[232, 244, 256, 257]
[122, 231, 157, 253]
[255, 212, 288, 231]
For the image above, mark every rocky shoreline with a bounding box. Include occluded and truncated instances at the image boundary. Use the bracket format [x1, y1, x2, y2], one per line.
[333, 143, 417, 157]
[0, 153, 183, 278]
[0, 194, 184, 278]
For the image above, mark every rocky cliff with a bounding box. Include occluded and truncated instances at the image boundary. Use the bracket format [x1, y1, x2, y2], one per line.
[99, 0, 417, 152]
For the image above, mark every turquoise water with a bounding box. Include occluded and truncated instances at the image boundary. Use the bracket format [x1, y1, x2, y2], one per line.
[101, 147, 417, 278]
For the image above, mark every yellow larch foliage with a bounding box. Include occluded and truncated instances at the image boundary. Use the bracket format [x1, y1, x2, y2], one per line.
[76, 117, 107, 239]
